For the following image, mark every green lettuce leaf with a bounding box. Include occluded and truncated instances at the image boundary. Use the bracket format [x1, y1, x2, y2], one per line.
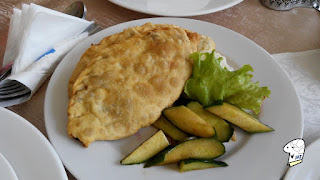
[184, 50, 270, 114]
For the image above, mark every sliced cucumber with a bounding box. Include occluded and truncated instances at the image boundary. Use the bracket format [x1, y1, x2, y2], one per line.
[152, 116, 188, 141]
[205, 102, 274, 133]
[179, 159, 228, 172]
[144, 137, 225, 167]
[120, 130, 170, 165]
[163, 106, 215, 138]
[187, 101, 233, 142]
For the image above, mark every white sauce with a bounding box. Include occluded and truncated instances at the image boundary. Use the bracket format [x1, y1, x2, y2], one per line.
[214, 52, 233, 71]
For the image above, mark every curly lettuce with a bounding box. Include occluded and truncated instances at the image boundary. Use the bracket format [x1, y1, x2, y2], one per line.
[184, 50, 270, 114]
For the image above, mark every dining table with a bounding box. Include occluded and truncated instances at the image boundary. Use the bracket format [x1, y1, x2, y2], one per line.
[0, 0, 319, 179]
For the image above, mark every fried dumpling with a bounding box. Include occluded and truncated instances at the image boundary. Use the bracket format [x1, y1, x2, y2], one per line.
[67, 23, 214, 147]
[68, 23, 215, 98]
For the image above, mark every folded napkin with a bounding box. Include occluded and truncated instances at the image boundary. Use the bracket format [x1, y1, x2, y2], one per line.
[272, 49, 320, 146]
[0, 3, 92, 107]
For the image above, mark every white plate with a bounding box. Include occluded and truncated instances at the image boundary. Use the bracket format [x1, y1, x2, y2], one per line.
[284, 138, 320, 180]
[44, 18, 303, 180]
[108, 0, 243, 17]
[0, 153, 18, 180]
[0, 108, 67, 180]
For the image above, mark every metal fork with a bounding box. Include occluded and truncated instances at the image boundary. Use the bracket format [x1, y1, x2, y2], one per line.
[260, 0, 320, 11]
[0, 80, 31, 100]
[0, 62, 13, 81]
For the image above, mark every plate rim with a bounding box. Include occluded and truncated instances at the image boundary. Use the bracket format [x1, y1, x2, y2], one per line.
[44, 17, 303, 180]
[108, 0, 243, 17]
[0, 107, 68, 180]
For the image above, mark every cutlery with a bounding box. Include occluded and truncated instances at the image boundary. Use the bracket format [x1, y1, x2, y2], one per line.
[0, 80, 30, 100]
[0, 153, 18, 180]
[260, 0, 320, 11]
[0, 1, 87, 82]
[0, 22, 102, 100]
[0, 10, 103, 101]
[0, 62, 13, 82]
[0, 1, 88, 101]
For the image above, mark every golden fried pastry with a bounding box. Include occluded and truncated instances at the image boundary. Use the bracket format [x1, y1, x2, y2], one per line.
[68, 23, 215, 97]
[67, 23, 215, 147]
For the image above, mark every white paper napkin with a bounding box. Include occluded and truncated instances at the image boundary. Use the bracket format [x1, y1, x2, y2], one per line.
[272, 49, 320, 146]
[4, 4, 92, 73]
[0, 3, 92, 107]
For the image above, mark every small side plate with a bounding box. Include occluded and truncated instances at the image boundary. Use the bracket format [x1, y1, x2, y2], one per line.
[0, 153, 18, 180]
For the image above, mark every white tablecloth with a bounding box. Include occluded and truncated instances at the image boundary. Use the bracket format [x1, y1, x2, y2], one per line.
[273, 49, 320, 146]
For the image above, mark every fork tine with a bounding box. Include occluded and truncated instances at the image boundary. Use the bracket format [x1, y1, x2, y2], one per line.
[0, 80, 31, 100]
[0, 81, 17, 90]
[0, 90, 30, 100]
[0, 86, 27, 95]
[0, 83, 21, 92]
